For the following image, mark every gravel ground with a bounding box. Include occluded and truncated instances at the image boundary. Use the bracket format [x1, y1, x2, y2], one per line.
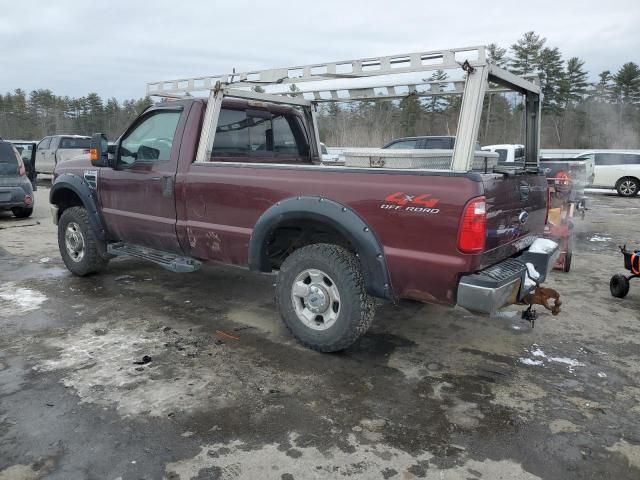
[0, 185, 639, 480]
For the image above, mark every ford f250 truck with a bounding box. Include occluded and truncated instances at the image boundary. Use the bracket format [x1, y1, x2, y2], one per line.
[50, 46, 560, 351]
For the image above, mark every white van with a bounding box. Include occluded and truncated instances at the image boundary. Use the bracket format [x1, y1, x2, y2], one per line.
[576, 151, 640, 197]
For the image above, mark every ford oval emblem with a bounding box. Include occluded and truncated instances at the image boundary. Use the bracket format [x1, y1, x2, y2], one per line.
[518, 211, 529, 224]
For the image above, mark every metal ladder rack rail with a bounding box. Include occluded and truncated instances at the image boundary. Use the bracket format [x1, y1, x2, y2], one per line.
[147, 46, 489, 97]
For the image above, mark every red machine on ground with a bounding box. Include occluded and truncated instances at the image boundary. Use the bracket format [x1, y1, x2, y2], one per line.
[542, 159, 589, 273]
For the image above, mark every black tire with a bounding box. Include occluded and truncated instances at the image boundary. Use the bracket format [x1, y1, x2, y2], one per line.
[610, 274, 630, 298]
[276, 243, 375, 352]
[615, 177, 639, 197]
[11, 207, 33, 218]
[58, 206, 108, 276]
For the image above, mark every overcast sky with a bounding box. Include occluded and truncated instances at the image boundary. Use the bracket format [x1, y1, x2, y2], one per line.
[1, 0, 638, 101]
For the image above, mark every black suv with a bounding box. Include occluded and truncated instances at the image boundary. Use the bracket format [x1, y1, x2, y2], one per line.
[0, 140, 34, 218]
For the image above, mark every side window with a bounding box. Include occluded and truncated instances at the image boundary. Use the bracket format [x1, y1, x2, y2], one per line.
[495, 149, 508, 162]
[212, 109, 250, 157]
[119, 111, 180, 165]
[423, 138, 450, 149]
[596, 153, 626, 166]
[387, 139, 417, 149]
[273, 114, 299, 155]
[38, 137, 51, 150]
[623, 154, 640, 165]
[248, 113, 272, 153]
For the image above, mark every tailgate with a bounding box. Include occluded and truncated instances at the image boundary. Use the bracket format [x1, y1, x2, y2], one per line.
[480, 172, 548, 266]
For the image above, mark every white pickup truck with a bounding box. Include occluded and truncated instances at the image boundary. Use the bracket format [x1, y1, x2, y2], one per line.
[36, 135, 91, 174]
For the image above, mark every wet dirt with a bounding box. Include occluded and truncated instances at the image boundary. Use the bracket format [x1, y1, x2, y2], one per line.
[0, 188, 639, 479]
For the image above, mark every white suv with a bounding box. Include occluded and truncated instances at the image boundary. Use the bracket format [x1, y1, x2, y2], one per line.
[576, 151, 640, 197]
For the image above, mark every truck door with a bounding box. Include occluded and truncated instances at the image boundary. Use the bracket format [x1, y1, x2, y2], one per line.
[36, 137, 52, 173]
[98, 105, 186, 253]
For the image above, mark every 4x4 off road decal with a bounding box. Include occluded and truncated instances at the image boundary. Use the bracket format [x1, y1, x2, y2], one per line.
[381, 192, 440, 214]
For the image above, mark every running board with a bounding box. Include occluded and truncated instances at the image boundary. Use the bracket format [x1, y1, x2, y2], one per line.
[107, 243, 201, 273]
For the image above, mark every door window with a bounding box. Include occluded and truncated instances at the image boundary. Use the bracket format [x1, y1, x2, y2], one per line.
[119, 111, 180, 165]
[38, 137, 51, 150]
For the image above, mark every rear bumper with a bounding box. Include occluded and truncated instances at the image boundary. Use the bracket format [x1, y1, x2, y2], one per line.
[457, 242, 560, 315]
[0, 186, 32, 210]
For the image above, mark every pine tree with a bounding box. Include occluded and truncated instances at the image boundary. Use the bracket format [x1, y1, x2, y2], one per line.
[536, 47, 565, 114]
[399, 94, 422, 136]
[510, 31, 546, 75]
[562, 57, 589, 106]
[487, 43, 508, 68]
[612, 62, 640, 104]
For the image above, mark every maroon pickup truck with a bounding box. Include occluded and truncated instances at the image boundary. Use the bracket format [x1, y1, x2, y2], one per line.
[50, 49, 559, 351]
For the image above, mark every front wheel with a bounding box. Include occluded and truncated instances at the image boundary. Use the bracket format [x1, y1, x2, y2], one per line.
[616, 177, 639, 197]
[276, 244, 375, 352]
[58, 206, 108, 276]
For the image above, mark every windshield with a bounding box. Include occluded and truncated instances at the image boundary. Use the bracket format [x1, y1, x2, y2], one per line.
[0, 142, 21, 176]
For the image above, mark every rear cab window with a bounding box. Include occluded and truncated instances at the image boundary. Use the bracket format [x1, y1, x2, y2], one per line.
[59, 137, 91, 149]
[211, 107, 308, 163]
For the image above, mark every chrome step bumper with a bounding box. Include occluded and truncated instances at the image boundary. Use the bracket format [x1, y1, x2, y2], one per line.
[457, 242, 560, 315]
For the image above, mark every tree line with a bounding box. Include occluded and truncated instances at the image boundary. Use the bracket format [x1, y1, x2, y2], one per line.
[0, 90, 152, 141]
[319, 31, 640, 149]
[1, 31, 639, 149]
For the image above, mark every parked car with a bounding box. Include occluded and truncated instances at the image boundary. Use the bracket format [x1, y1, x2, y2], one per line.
[320, 143, 342, 165]
[36, 135, 91, 174]
[0, 140, 34, 218]
[50, 47, 559, 352]
[383, 136, 481, 151]
[575, 151, 640, 196]
[8, 141, 37, 189]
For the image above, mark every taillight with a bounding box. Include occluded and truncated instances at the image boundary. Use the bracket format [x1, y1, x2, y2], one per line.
[24, 195, 33, 206]
[458, 196, 486, 253]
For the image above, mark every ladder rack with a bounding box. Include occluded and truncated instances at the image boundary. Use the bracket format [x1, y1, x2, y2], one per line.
[148, 45, 540, 172]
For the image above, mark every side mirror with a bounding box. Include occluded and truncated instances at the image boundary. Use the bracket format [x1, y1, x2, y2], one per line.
[90, 133, 110, 167]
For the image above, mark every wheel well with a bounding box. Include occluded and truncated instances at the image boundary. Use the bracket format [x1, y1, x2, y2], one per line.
[617, 176, 640, 185]
[265, 219, 354, 269]
[51, 188, 83, 219]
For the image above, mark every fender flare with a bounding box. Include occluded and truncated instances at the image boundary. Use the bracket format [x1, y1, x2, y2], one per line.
[49, 173, 107, 241]
[249, 196, 393, 300]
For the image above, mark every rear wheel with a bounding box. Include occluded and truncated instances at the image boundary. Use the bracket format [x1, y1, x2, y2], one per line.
[58, 206, 108, 276]
[616, 177, 639, 197]
[610, 274, 630, 298]
[276, 243, 375, 352]
[11, 207, 33, 218]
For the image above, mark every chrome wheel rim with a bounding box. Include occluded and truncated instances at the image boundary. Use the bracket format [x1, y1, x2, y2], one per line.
[65, 222, 85, 262]
[620, 180, 637, 196]
[291, 268, 340, 331]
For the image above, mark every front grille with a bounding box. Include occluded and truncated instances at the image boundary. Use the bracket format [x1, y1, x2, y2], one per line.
[481, 258, 526, 282]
